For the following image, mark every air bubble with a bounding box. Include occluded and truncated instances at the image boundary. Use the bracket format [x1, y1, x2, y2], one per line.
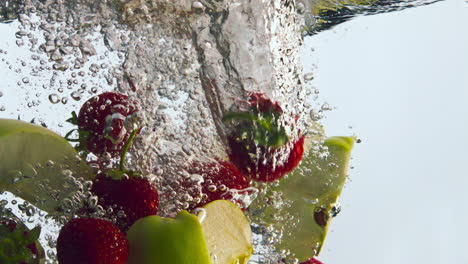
[309, 109, 321, 121]
[192, 1, 204, 9]
[71, 91, 82, 101]
[304, 72, 314, 81]
[48, 94, 60, 104]
[321, 103, 332, 111]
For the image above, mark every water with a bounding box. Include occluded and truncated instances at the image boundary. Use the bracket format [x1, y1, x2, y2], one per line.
[0, 0, 441, 263]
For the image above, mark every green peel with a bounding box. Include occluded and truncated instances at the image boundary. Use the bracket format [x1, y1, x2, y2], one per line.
[127, 211, 211, 264]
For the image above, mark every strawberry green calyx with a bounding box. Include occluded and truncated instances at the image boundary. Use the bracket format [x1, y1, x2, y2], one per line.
[223, 93, 289, 149]
[222, 110, 288, 148]
[0, 217, 44, 264]
[64, 111, 89, 145]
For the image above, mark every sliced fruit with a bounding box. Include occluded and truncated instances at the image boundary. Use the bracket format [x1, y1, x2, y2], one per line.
[276, 136, 354, 260]
[197, 200, 253, 264]
[0, 118, 92, 213]
[127, 210, 211, 264]
[250, 136, 354, 261]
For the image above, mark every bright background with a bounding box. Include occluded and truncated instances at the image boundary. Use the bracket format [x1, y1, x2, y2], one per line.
[301, 0, 468, 263]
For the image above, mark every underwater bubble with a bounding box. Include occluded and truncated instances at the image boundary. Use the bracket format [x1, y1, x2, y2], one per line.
[48, 94, 60, 104]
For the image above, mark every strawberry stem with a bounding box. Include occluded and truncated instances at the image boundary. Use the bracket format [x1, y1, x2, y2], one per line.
[119, 128, 139, 171]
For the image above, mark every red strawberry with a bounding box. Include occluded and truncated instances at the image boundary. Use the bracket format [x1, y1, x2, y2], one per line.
[56, 217, 128, 264]
[301, 257, 324, 264]
[0, 217, 43, 264]
[185, 160, 250, 211]
[73, 92, 138, 157]
[91, 172, 159, 232]
[223, 93, 305, 182]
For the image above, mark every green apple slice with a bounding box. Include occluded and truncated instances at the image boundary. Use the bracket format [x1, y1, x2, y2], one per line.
[197, 200, 253, 264]
[249, 136, 354, 261]
[0, 118, 92, 213]
[276, 136, 354, 260]
[127, 210, 211, 264]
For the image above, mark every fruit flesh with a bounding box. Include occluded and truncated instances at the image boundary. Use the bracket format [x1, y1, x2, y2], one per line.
[0, 118, 92, 213]
[198, 200, 253, 264]
[278, 136, 354, 260]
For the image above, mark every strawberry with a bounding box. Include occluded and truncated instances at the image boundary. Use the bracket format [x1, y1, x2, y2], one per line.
[301, 257, 324, 264]
[67, 92, 138, 157]
[91, 171, 159, 232]
[185, 160, 250, 211]
[56, 217, 128, 264]
[223, 93, 305, 182]
[0, 217, 43, 264]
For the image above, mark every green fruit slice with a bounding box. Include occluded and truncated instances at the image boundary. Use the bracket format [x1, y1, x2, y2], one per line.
[276, 136, 354, 260]
[197, 200, 253, 264]
[127, 210, 211, 264]
[249, 136, 354, 261]
[0, 118, 92, 213]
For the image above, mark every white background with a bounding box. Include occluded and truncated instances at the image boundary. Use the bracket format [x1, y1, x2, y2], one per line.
[302, 0, 468, 263]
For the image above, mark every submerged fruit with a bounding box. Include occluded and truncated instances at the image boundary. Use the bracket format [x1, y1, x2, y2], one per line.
[185, 160, 250, 211]
[224, 93, 305, 182]
[0, 118, 92, 213]
[277, 136, 355, 260]
[56, 217, 129, 264]
[197, 200, 253, 264]
[75, 92, 138, 157]
[249, 135, 354, 261]
[127, 210, 210, 264]
[91, 172, 159, 232]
